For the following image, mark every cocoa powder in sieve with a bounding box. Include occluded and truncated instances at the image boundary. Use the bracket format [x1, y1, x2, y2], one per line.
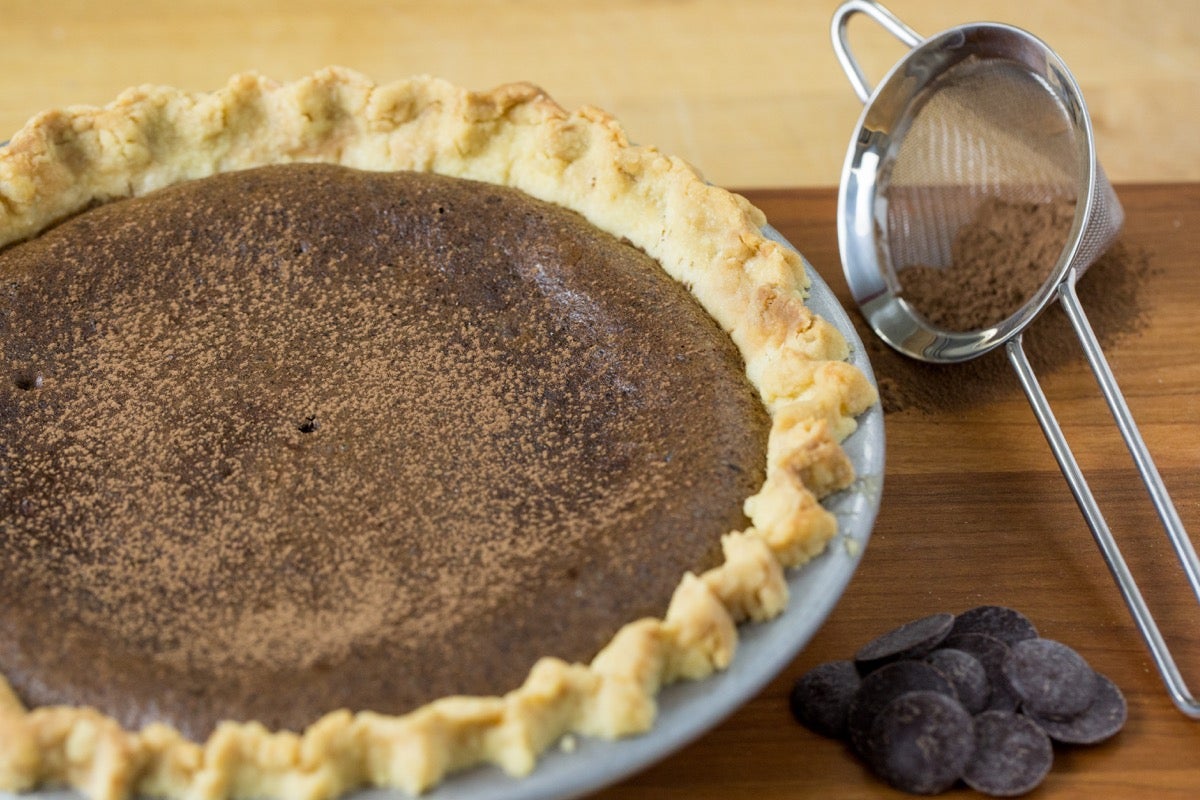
[899, 198, 1077, 332]
[856, 198, 1155, 415]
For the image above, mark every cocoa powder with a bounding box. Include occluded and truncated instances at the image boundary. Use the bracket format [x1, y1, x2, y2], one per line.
[0, 164, 768, 736]
[899, 198, 1077, 332]
[857, 198, 1155, 414]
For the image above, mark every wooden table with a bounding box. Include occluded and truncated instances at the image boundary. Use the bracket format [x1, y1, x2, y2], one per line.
[593, 183, 1200, 798]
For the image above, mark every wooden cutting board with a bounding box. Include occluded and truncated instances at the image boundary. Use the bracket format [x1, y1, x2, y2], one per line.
[594, 184, 1200, 799]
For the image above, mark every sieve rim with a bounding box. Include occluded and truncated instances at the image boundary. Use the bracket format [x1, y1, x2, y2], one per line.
[836, 20, 1104, 364]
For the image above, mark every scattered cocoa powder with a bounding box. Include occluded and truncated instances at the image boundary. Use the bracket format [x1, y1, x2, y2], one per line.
[0, 164, 767, 737]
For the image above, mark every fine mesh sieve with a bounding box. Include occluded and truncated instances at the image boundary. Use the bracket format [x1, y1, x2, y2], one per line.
[832, 0, 1199, 718]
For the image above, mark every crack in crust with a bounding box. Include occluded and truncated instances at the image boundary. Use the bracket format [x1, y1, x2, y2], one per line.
[0, 67, 877, 799]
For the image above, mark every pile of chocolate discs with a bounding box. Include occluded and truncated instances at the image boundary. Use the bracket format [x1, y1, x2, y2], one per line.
[790, 606, 1126, 796]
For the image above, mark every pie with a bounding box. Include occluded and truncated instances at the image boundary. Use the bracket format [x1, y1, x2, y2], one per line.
[0, 68, 876, 799]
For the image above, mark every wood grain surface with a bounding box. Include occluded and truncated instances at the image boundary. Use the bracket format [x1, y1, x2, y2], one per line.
[1, 1, 1198, 188]
[592, 183, 1200, 798]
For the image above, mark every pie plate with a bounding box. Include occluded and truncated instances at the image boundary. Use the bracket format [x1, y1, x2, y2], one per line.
[2, 224, 884, 800]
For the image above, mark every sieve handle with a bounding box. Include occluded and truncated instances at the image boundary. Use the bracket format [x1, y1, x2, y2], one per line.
[830, 0, 922, 104]
[1006, 272, 1200, 720]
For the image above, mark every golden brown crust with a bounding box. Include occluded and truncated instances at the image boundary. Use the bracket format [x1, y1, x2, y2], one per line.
[0, 67, 877, 799]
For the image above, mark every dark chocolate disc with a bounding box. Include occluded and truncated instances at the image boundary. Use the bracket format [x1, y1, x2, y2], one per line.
[962, 710, 1054, 797]
[926, 647, 991, 715]
[1026, 672, 1127, 745]
[854, 612, 955, 674]
[941, 632, 1020, 712]
[1002, 638, 1098, 719]
[949, 606, 1039, 646]
[846, 659, 957, 757]
[789, 660, 861, 739]
[867, 690, 976, 795]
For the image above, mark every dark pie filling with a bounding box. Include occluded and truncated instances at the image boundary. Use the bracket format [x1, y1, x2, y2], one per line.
[0, 163, 769, 739]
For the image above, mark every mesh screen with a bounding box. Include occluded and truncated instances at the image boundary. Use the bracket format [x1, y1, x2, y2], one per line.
[885, 57, 1080, 274]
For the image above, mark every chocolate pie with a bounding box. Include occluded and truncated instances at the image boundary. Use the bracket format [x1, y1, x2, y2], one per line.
[0, 69, 875, 799]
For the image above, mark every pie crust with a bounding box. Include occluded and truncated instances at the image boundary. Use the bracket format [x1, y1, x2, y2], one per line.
[0, 67, 876, 799]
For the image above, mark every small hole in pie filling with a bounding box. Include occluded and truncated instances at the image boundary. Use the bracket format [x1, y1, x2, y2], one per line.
[0, 163, 770, 739]
[13, 371, 43, 391]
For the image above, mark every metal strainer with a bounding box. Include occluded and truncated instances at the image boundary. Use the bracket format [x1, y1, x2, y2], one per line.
[832, 0, 1199, 718]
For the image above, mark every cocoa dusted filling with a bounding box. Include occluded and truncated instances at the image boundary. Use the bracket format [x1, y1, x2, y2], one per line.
[0, 164, 769, 739]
